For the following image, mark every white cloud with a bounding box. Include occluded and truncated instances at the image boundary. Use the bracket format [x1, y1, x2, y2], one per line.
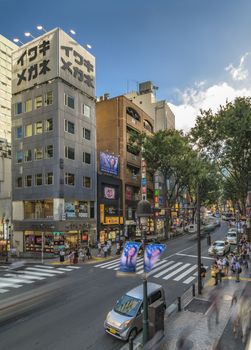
[169, 82, 251, 132]
[225, 52, 249, 81]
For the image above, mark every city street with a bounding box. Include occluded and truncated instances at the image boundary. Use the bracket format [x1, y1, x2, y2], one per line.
[0, 223, 229, 350]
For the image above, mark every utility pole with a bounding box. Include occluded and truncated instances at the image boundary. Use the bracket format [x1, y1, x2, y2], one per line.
[197, 183, 202, 295]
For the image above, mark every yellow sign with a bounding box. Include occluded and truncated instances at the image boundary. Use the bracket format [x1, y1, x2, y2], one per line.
[104, 217, 124, 225]
[100, 204, 105, 223]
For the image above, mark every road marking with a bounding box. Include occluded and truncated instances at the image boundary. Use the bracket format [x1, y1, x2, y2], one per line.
[174, 265, 197, 281]
[26, 267, 64, 274]
[136, 260, 170, 275]
[163, 263, 191, 280]
[175, 253, 214, 260]
[65, 266, 80, 269]
[0, 289, 9, 293]
[5, 273, 45, 280]
[183, 276, 196, 284]
[94, 258, 121, 267]
[153, 262, 182, 278]
[16, 270, 56, 277]
[0, 277, 33, 284]
[0, 282, 22, 288]
[34, 265, 54, 269]
[57, 268, 74, 272]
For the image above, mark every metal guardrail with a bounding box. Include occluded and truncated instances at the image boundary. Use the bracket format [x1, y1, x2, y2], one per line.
[177, 283, 196, 311]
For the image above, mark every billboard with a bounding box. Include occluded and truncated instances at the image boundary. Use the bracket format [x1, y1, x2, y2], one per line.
[12, 28, 95, 98]
[144, 244, 166, 273]
[119, 241, 141, 273]
[100, 152, 119, 176]
[104, 186, 116, 199]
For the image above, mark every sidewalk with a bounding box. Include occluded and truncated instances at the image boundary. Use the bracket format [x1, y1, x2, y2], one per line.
[120, 278, 250, 350]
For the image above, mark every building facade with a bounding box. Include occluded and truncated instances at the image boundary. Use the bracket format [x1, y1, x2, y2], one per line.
[11, 28, 97, 254]
[96, 95, 154, 241]
[0, 35, 17, 256]
[125, 81, 175, 131]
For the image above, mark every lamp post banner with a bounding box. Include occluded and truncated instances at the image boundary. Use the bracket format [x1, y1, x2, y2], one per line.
[119, 241, 141, 273]
[144, 244, 166, 273]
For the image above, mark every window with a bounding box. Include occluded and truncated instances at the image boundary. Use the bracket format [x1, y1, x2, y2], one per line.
[45, 172, 53, 185]
[25, 99, 32, 113]
[64, 94, 75, 109]
[24, 124, 32, 137]
[149, 291, 162, 305]
[45, 145, 53, 158]
[83, 104, 91, 117]
[44, 91, 53, 106]
[65, 146, 75, 160]
[16, 177, 22, 188]
[83, 176, 91, 188]
[25, 175, 32, 187]
[34, 121, 43, 135]
[24, 150, 32, 162]
[15, 126, 22, 139]
[45, 118, 53, 132]
[35, 174, 43, 186]
[65, 173, 75, 186]
[34, 147, 43, 160]
[14, 102, 22, 115]
[83, 128, 91, 140]
[64, 120, 75, 134]
[83, 152, 91, 164]
[16, 151, 23, 163]
[35, 96, 43, 109]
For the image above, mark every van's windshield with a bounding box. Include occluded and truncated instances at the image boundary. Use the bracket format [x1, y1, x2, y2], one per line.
[114, 294, 141, 317]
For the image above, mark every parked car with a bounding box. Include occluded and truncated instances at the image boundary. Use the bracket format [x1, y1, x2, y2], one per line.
[208, 240, 230, 256]
[226, 231, 237, 245]
[104, 282, 166, 341]
[184, 224, 197, 234]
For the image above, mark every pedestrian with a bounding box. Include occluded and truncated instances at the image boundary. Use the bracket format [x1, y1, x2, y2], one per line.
[116, 241, 120, 255]
[235, 259, 241, 282]
[97, 241, 102, 256]
[69, 250, 74, 264]
[217, 258, 223, 283]
[85, 245, 92, 259]
[200, 263, 206, 289]
[107, 239, 112, 256]
[73, 249, 79, 264]
[79, 249, 85, 262]
[211, 263, 218, 286]
[59, 249, 65, 263]
[230, 294, 239, 339]
[103, 242, 108, 258]
[223, 256, 230, 276]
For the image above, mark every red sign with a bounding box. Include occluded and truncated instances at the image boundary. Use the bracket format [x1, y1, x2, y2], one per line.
[82, 234, 88, 242]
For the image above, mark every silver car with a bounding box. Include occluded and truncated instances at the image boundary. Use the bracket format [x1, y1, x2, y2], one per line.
[208, 240, 230, 256]
[104, 282, 166, 341]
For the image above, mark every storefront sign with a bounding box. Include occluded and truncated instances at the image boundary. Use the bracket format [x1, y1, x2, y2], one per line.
[104, 217, 123, 225]
[82, 234, 88, 242]
[125, 186, 133, 201]
[104, 186, 116, 199]
[100, 204, 105, 223]
[100, 152, 119, 176]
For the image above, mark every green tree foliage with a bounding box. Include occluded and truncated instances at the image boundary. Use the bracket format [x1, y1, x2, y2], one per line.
[190, 97, 251, 213]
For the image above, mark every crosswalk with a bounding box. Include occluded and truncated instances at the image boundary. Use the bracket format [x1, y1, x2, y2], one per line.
[94, 258, 207, 285]
[0, 264, 80, 294]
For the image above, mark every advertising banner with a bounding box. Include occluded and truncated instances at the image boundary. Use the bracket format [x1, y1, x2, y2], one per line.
[144, 243, 166, 273]
[100, 152, 119, 176]
[119, 241, 141, 273]
[104, 186, 115, 199]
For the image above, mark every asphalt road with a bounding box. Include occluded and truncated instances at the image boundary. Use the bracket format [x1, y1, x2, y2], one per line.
[0, 223, 229, 350]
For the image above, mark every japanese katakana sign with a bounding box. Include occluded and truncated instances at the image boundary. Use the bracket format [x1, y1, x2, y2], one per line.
[12, 29, 95, 97]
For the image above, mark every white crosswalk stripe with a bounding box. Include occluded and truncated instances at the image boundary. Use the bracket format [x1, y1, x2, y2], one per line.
[94, 258, 202, 285]
[0, 264, 80, 295]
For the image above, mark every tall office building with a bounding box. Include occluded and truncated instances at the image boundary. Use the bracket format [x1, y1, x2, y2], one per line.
[11, 29, 97, 254]
[0, 35, 17, 255]
[125, 81, 175, 131]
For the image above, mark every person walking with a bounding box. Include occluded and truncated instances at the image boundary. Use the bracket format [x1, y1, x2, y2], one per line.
[59, 249, 65, 263]
[230, 294, 239, 339]
[211, 263, 218, 286]
[97, 242, 102, 256]
[217, 258, 223, 283]
[200, 263, 207, 289]
[103, 242, 108, 258]
[85, 245, 92, 259]
[223, 256, 230, 276]
[235, 259, 241, 282]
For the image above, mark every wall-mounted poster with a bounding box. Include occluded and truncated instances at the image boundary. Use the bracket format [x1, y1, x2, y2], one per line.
[100, 152, 119, 176]
[104, 186, 115, 199]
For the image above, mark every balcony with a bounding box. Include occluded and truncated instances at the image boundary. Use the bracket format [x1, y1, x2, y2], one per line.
[126, 151, 141, 166]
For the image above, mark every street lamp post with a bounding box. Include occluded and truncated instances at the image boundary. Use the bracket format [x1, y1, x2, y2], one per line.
[136, 199, 152, 346]
[197, 184, 202, 295]
[40, 224, 44, 264]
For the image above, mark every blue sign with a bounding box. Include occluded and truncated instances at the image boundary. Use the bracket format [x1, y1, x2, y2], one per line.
[144, 244, 166, 273]
[119, 241, 141, 273]
[100, 152, 119, 176]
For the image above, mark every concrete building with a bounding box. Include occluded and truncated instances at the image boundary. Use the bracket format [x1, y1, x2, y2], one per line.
[11, 28, 96, 254]
[96, 95, 154, 241]
[125, 81, 175, 131]
[0, 35, 17, 256]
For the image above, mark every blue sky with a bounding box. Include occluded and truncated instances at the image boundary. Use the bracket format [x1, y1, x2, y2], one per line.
[1, 0, 251, 129]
